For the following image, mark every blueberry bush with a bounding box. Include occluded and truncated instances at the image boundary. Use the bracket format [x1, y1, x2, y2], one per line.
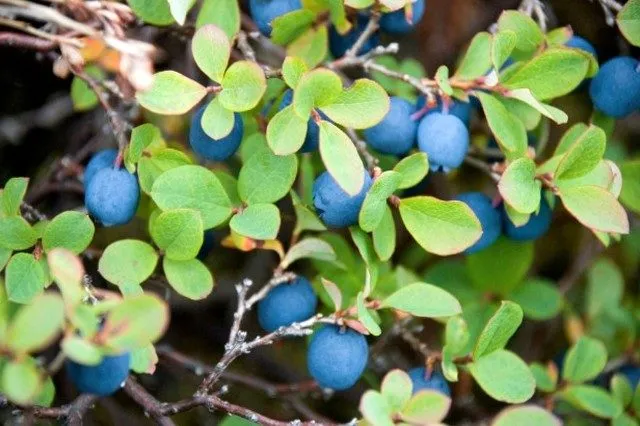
[0, 0, 639, 424]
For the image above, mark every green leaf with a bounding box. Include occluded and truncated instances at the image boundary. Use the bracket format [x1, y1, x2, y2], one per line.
[286, 26, 328, 68]
[498, 157, 541, 214]
[319, 79, 390, 129]
[7, 293, 64, 353]
[195, 0, 240, 39]
[503, 48, 590, 100]
[466, 237, 534, 294]
[399, 196, 482, 256]
[0, 216, 37, 250]
[130, 344, 159, 374]
[238, 148, 298, 204]
[617, 0, 640, 47]
[151, 209, 203, 260]
[293, 69, 343, 118]
[126, 123, 164, 168]
[492, 405, 561, 426]
[357, 292, 381, 336]
[444, 315, 470, 355]
[381, 282, 461, 318]
[474, 301, 523, 358]
[492, 30, 517, 70]
[280, 238, 336, 270]
[393, 152, 429, 189]
[373, 205, 396, 261]
[34, 376, 55, 407]
[271, 9, 316, 45]
[476, 92, 527, 159]
[530, 363, 557, 393]
[381, 369, 412, 413]
[359, 390, 394, 426]
[5, 253, 45, 303]
[509, 278, 563, 320]
[2, 359, 41, 405]
[218, 61, 267, 112]
[454, 32, 492, 80]
[558, 185, 629, 234]
[266, 105, 308, 155]
[98, 240, 159, 288]
[2, 177, 28, 216]
[468, 349, 536, 403]
[47, 248, 84, 306]
[104, 294, 169, 350]
[505, 89, 569, 124]
[167, 0, 195, 25]
[42, 211, 94, 254]
[70, 66, 104, 111]
[612, 413, 639, 426]
[191, 24, 230, 83]
[562, 385, 623, 418]
[138, 148, 192, 194]
[611, 374, 633, 408]
[555, 125, 606, 181]
[497, 10, 544, 57]
[62, 336, 103, 365]
[562, 336, 608, 384]
[359, 171, 402, 232]
[201, 97, 235, 140]
[230, 204, 280, 240]
[0, 247, 11, 273]
[620, 160, 640, 214]
[127, 0, 174, 25]
[136, 71, 207, 114]
[319, 120, 366, 196]
[151, 165, 232, 229]
[282, 57, 308, 90]
[163, 257, 214, 300]
[586, 258, 623, 320]
[435, 65, 453, 96]
[401, 390, 451, 424]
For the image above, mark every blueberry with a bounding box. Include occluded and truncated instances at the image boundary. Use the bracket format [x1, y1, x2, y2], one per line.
[189, 106, 243, 162]
[617, 364, 640, 389]
[249, 0, 302, 36]
[84, 149, 118, 186]
[417, 112, 469, 172]
[416, 97, 473, 127]
[307, 325, 368, 390]
[279, 90, 323, 153]
[257, 277, 318, 332]
[329, 15, 380, 58]
[85, 167, 140, 227]
[589, 56, 640, 118]
[565, 35, 597, 58]
[379, 0, 426, 34]
[502, 197, 553, 241]
[363, 97, 417, 155]
[455, 192, 501, 253]
[66, 353, 130, 396]
[197, 230, 215, 260]
[408, 367, 451, 396]
[313, 170, 372, 228]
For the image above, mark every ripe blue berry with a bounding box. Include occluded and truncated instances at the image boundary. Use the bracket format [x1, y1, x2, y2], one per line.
[189, 106, 243, 162]
[617, 365, 640, 389]
[589, 56, 640, 118]
[364, 97, 417, 155]
[313, 171, 372, 228]
[249, 0, 302, 36]
[455, 192, 501, 253]
[329, 15, 380, 58]
[85, 167, 140, 227]
[565, 35, 597, 58]
[279, 90, 323, 153]
[66, 353, 131, 396]
[502, 197, 553, 241]
[408, 367, 451, 396]
[257, 277, 318, 332]
[84, 149, 117, 186]
[417, 112, 469, 172]
[307, 325, 368, 390]
[379, 0, 426, 34]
